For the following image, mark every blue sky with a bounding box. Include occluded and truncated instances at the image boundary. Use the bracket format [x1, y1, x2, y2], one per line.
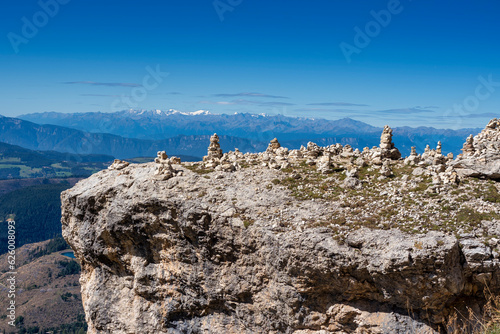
[1, 0, 500, 129]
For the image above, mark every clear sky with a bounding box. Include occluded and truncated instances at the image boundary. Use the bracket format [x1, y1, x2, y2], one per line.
[1, 0, 500, 129]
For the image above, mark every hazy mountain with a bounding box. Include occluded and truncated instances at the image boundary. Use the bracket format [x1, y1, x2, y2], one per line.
[0, 115, 265, 159]
[19, 110, 381, 141]
[17, 110, 481, 156]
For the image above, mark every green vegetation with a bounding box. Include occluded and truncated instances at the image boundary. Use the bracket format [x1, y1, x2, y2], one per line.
[61, 292, 80, 302]
[30, 236, 70, 259]
[12, 313, 87, 334]
[57, 260, 81, 277]
[0, 141, 112, 179]
[481, 184, 500, 203]
[0, 183, 72, 254]
[277, 162, 345, 201]
[184, 163, 213, 175]
[243, 219, 254, 229]
[272, 159, 500, 236]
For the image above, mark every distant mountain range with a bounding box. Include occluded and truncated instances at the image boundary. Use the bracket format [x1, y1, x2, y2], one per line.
[0, 115, 264, 159]
[16, 110, 482, 157]
[18, 109, 383, 141]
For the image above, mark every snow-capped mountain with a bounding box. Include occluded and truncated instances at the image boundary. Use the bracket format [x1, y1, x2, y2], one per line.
[123, 109, 211, 117]
[17, 110, 481, 156]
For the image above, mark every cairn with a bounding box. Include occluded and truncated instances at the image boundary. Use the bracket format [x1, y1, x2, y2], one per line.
[404, 146, 421, 165]
[154, 151, 174, 180]
[461, 135, 475, 155]
[203, 134, 223, 168]
[267, 138, 281, 152]
[108, 159, 130, 170]
[379, 125, 401, 160]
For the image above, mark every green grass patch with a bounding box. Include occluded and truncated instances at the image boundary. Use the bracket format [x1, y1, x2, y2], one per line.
[184, 164, 213, 175]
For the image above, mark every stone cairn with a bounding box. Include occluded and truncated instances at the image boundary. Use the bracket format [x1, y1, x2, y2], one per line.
[461, 135, 475, 156]
[108, 159, 130, 170]
[379, 125, 401, 160]
[267, 138, 281, 152]
[458, 119, 500, 159]
[404, 146, 420, 166]
[154, 151, 174, 180]
[203, 133, 223, 168]
[191, 125, 464, 186]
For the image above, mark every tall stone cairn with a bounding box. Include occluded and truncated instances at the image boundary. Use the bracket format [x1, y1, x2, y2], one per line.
[380, 125, 401, 160]
[436, 141, 442, 155]
[410, 146, 417, 156]
[204, 133, 223, 161]
[380, 125, 395, 150]
[461, 134, 475, 155]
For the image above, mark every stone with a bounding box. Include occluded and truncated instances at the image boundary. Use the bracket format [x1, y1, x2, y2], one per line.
[345, 167, 359, 178]
[343, 176, 361, 189]
[154, 151, 174, 180]
[267, 138, 281, 152]
[461, 134, 475, 155]
[436, 141, 442, 155]
[316, 155, 332, 174]
[412, 167, 425, 176]
[154, 150, 168, 163]
[170, 157, 181, 164]
[379, 160, 393, 177]
[379, 125, 401, 160]
[379, 125, 394, 150]
[452, 119, 500, 179]
[58, 122, 500, 333]
[410, 146, 418, 156]
[204, 133, 223, 161]
[405, 147, 421, 165]
[108, 159, 130, 170]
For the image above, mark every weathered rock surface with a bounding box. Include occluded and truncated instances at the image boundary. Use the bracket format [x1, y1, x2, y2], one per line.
[62, 165, 500, 334]
[452, 118, 500, 179]
[61, 119, 500, 333]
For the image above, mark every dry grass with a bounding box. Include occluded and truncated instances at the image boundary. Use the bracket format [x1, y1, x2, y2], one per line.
[447, 290, 500, 334]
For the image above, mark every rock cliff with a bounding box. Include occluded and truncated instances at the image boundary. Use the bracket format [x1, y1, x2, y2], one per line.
[452, 118, 500, 179]
[61, 122, 500, 334]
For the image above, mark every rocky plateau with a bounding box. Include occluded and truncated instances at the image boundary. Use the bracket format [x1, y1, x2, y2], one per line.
[61, 119, 500, 333]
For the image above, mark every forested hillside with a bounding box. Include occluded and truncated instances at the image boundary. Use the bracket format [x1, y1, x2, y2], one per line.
[0, 141, 113, 179]
[0, 183, 71, 254]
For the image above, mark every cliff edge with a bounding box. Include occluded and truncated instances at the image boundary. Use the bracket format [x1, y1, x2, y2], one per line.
[61, 122, 500, 333]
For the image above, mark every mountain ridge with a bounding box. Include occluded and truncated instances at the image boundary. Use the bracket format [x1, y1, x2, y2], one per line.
[0, 115, 264, 159]
[3, 112, 484, 157]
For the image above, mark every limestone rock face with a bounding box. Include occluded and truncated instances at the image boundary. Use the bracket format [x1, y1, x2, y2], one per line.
[453, 118, 500, 179]
[61, 161, 500, 334]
